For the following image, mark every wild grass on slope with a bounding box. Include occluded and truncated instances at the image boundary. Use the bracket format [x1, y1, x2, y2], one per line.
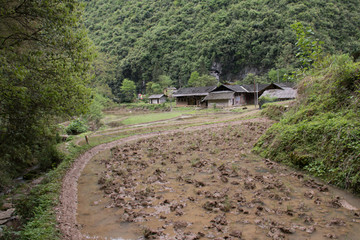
[254, 54, 360, 193]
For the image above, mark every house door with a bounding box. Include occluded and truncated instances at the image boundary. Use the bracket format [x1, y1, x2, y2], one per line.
[235, 96, 240, 105]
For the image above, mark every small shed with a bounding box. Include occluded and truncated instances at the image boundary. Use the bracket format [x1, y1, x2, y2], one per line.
[203, 91, 235, 107]
[148, 94, 167, 104]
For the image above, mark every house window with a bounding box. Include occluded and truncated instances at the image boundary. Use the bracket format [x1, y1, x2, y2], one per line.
[177, 97, 186, 102]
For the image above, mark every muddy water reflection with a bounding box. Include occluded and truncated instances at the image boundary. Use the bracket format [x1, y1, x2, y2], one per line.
[77, 150, 143, 239]
[77, 123, 360, 240]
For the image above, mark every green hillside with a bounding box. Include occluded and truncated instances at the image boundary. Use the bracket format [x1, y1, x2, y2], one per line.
[83, 0, 360, 97]
[254, 54, 360, 193]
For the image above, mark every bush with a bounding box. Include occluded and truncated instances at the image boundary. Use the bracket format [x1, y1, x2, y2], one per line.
[65, 119, 88, 135]
[259, 96, 278, 108]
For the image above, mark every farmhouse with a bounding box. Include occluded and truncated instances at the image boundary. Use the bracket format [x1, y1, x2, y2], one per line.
[173, 83, 292, 108]
[148, 94, 167, 104]
[173, 86, 216, 107]
[203, 91, 235, 107]
[203, 83, 283, 107]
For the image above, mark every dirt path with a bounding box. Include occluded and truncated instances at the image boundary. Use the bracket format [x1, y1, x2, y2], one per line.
[56, 117, 271, 240]
[74, 110, 257, 146]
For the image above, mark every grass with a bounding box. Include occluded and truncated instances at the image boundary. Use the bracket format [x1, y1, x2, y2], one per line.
[121, 112, 183, 125]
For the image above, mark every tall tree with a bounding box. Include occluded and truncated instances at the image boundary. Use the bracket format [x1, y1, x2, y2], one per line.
[187, 71, 200, 87]
[0, 0, 94, 188]
[120, 79, 136, 102]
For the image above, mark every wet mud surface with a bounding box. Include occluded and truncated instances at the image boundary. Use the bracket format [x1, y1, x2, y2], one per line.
[77, 120, 360, 240]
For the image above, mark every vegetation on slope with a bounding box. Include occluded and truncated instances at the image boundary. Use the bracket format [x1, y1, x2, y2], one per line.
[83, 0, 360, 98]
[254, 54, 360, 192]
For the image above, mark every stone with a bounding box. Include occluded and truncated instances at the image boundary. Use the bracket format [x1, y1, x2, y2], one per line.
[0, 208, 15, 221]
[229, 230, 242, 238]
[1, 203, 13, 210]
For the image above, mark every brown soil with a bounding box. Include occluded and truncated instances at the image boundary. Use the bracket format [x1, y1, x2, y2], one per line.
[58, 114, 360, 240]
[57, 117, 271, 240]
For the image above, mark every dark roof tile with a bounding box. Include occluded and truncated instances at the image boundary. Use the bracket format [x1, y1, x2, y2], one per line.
[173, 86, 217, 97]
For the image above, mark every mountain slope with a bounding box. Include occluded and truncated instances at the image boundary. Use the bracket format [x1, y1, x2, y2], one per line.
[83, 0, 360, 95]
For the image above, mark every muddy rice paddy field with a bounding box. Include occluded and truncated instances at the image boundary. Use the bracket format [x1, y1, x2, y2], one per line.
[76, 117, 360, 240]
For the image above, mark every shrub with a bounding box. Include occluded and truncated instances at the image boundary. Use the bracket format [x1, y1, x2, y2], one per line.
[259, 96, 278, 108]
[65, 119, 88, 135]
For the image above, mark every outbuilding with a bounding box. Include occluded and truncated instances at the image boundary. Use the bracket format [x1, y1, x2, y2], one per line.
[260, 87, 297, 101]
[148, 94, 167, 104]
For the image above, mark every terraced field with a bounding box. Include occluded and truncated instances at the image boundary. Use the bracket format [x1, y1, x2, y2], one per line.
[57, 107, 360, 240]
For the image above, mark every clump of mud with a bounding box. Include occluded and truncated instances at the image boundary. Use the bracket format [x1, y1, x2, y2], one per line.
[90, 121, 359, 239]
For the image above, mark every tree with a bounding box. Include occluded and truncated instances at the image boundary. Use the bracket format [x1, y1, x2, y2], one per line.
[291, 22, 324, 69]
[0, 0, 94, 189]
[120, 79, 136, 102]
[91, 51, 116, 98]
[239, 73, 268, 85]
[268, 68, 291, 82]
[146, 81, 162, 95]
[187, 71, 218, 87]
[187, 71, 200, 87]
[158, 75, 173, 89]
[198, 75, 218, 86]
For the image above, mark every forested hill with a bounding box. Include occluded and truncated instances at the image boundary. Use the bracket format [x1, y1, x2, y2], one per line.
[83, 0, 360, 94]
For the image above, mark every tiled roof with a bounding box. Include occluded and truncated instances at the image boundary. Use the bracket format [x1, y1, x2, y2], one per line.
[273, 82, 297, 89]
[148, 94, 166, 99]
[173, 86, 217, 97]
[261, 88, 297, 99]
[242, 84, 271, 92]
[221, 85, 248, 93]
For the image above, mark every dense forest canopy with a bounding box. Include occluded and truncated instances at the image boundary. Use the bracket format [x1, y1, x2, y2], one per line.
[0, 0, 94, 188]
[83, 0, 360, 98]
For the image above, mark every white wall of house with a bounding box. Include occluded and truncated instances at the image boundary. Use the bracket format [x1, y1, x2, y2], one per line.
[150, 96, 167, 104]
[207, 99, 232, 107]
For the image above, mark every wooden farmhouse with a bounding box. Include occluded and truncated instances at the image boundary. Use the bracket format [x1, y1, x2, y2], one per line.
[203, 91, 235, 107]
[174, 83, 293, 108]
[173, 86, 217, 107]
[148, 94, 167, 104]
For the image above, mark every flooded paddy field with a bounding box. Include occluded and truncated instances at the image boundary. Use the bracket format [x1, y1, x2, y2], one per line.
[77, 119, 360, 240]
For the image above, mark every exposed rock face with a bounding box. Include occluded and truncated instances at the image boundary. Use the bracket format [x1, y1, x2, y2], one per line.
[210, 62, 222, 82]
